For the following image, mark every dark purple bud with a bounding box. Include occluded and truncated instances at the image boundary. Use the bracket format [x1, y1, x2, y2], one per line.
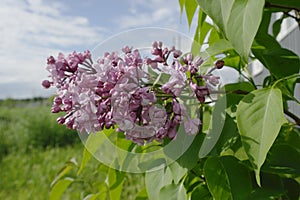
[190, 66, 198, 75]
[57, 116, 65, 124]
[162, 48, 168, 55]
[42, 80, 51, 88]
[66, 119, 74, 129]
[47, 56, 56, 64]
[215, 60, 224, 69]
[122, 46, 132, 54]
[173, 50, 182, 58]
[63, 98, 72, 105]
[145, 58, 152, 64]
[154, 57, 164, 62]
[54, 97, 62, 105]
[51, 105, 61, 113]
[152, 48, 161, 56]
[84, 50, 91, 59]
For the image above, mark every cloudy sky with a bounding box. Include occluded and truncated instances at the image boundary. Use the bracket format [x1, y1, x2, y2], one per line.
[0, 0, 196, 99]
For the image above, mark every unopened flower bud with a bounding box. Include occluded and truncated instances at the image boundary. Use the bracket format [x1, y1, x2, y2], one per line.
[187, 53, 193, 62]
[42, 80, 51, 88]
[122, 46, 132, 54]
[47, 56, 55, 64]
[158, 41, 163, 48]
[152, 41, 158, 48]
[54, 97, 62, 105]
[57, 116, 65, 124]
[51, 105, 61, 113]
[173, 50, 182, 58]
[193, 56, 203, 67]
[162, 48, 168, 55]
[215, 60, 224, 69]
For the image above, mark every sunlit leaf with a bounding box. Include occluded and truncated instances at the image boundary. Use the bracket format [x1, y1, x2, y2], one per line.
[196, 0, 234, 35]
[51, 158, 77, 187]
[226, 0, 265, 61]
[145, 167, 173, 200]
[50, 177, 74, 200]
[197, 0, 265, 61]
[77, 128, 115, 175]
[158, 182, 187, 200]
[168, 161, 188, 184]
[185, 0, 198, 28]
[236, 88, 287, 186]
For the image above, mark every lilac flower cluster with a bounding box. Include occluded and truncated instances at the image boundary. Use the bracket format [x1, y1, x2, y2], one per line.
[42, 41, 223, 145]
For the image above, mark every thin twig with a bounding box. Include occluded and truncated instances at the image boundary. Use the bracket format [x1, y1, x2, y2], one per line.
[284, 109, 300, 126]
[265, 2, 300, 12]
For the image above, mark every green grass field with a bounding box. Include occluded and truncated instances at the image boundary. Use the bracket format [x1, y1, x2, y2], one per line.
[0, 98, 144, 199]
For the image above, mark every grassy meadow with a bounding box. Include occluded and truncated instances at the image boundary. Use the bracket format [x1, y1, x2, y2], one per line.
[0, 98, 143, 199]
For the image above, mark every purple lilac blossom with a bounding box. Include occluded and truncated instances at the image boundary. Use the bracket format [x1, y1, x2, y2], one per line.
[42, 42, 222, 145]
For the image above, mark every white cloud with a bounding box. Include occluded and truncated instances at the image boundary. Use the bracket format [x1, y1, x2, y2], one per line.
[0, 0, 196, 99]
[116, 0, 181, 30]
[0, 0, 106, 98]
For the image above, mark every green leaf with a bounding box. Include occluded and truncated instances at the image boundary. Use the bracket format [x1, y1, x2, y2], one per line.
[176, 132, 205, 169]
[236, 88, 287, 186]
[190, 184, 212, 200]
[204, 156, 252, 200]
[209, 114, 239, 155]
[226, 0, 265, 61]
[252, 32, 300, 79]
[107, 168, 125, 200]
[51, 158, 77, 187]
[199, 94, 227, 158]
[158, 183, 187, 200]
[262, 144, 300, 176]
[224, 82, 255, 94]
[50, 177, 74, 200]
[266, 0, 300, 10]
[249, 172, 286, 199]
[196, 0, 234, 35]
[222, 50, 241, 69]
[83, 193, 101, 200]
[168, 161, 188, 184]
[179, 0, 186, 15]
[185, 0, 198, 28]
[199, 39, 234, 69]
[200, 39, 233, 59]
[282, 178, 300, 200]
[145, 167, 173, 200]
[197, 0, 264, 61]
[77, 128, 115, 175]
[252, 46, 300, 79]
[192, 16, 211, 55]
[272, 17, 284, 38]
[224, 93, 245, 119]
[135, 187, 148, 200]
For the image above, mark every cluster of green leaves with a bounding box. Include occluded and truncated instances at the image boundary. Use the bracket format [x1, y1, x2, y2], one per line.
[51, 0, 300, 199]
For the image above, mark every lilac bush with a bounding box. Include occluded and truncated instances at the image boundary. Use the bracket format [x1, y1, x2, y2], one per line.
[42, 41, 223, 145]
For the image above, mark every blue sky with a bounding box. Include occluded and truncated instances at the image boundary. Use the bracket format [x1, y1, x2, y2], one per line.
[0, 0, 196, 99]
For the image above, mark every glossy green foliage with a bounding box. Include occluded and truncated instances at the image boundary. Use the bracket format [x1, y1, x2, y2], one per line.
[50, 0, 300, 199]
